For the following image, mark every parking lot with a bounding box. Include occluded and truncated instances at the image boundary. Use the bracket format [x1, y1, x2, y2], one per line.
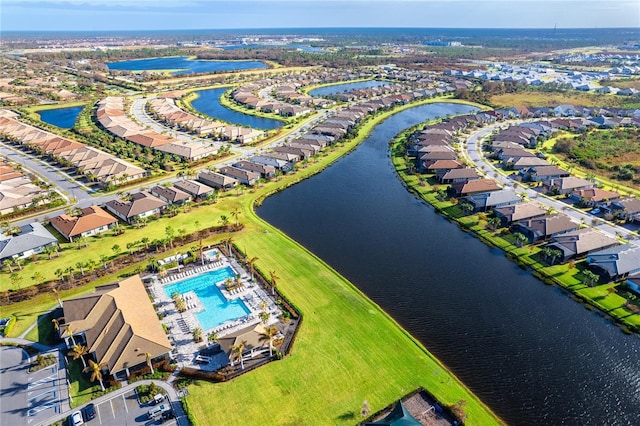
[0, 345, 66, 426]
[76, 390, 178, 426]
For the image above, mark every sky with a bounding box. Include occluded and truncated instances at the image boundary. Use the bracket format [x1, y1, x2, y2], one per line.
[1, 0, 639, 32]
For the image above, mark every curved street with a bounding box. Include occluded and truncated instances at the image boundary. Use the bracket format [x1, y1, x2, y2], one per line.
[460, 122, 640, 247]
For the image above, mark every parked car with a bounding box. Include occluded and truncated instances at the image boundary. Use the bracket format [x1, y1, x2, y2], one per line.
[148, 403, 171, 420]
[70, 411, 84, 426]
[589, 208, 601, 215]
[153, 393, 165, 405]
[83, 403, 96, 421]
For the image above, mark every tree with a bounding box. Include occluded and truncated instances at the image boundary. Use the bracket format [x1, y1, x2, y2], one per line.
[137, 351, 154, 374]
[247, 256, 259, 282]
[192, 327, 203, 343]
[459, 201, 474, 216]
[76, 262, 86, 276]
[52, 317, 64, 335]
[164, 226, 175, 249]
[83, 359, 107, 391]
[513, 232, 527, 248]
[100, 254, 109, 270]
[52, 288, 63, 309]
[207, 331, 219, 343]
[230, 207, 241, 227]
[231, 340, 246, 369]
[111, 244, 120, 256]
[3, 259, 13, 273]
[219, 215, 230, 228]
[10, 273, 23, 290]
[487, 217, 501, 231]
[31, 271, 45, 286]
[224, 236, 234, 257]
[268, 270, 280, 295]
[260, 325, 279, 356]
[583, 270, 599, 287]
[70, 344, 88, 368]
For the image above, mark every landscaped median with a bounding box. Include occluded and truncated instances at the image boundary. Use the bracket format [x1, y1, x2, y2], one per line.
[1, 97, 502, 425]
[391, 130, 640, 335]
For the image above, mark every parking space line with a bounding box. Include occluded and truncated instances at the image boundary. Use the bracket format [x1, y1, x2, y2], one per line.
[110, 399, 116, 418]
[121, 394, 128, 413]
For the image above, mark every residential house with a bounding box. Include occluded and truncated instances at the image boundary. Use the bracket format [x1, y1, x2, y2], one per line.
[173, 179, 216, 200]
[197, 171, 238, 191]
[59, 275, 172, 378]
[543, 177, 594, 195]
[437, 168, 480, 184]
[511, 157, 551, 170]
[250, 155, 293, 173]
[150, 185, 192, 205]
[218, 166, 260, 186]
[50, 206, 118, 242]
[586, 245, 640, 280]
[546, 228, 619, 262]
[570, 188, 620, 207]
[427, 159, 463, 174]
[467, 189, 521, 212]
[104, 192, 167, 225]
[521, 165, 571, 182]
[233, 161, 276, 179]
[511, 214, 578, 243]
[493, 202, 547, 226]
[449, 179, 501, 197]
[0, 222, 59, 261]
[609, 197, 640, 222]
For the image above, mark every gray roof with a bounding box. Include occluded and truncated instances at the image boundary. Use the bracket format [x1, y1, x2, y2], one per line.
[0, 222, 58, 260]
[468, 189, 521, 209]
[587, 245, 640, 277]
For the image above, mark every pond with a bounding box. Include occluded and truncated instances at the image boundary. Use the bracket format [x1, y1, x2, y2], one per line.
[257, 103, 640, 425]
[191, 88, 283, 130]
[37, 106, 83, 129]
[106, 56, 267, 75]
[308, 80, 390, 97]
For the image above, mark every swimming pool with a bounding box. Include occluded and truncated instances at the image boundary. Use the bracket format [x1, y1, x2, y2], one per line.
[163, 267, 250, 330]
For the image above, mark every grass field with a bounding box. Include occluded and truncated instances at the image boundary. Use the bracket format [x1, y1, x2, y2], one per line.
[490, 91, 639, 109]
[1, 96, 502, 425]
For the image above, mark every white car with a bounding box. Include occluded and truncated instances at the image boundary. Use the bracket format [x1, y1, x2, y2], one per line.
[71, 410, 84, 426]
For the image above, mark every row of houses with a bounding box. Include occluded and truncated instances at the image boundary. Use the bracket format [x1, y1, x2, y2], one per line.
[0, 109, 145, 186]
[0, 158, 53, 215]
[147, 96, 265, 144]
[96, 97, 217, 161]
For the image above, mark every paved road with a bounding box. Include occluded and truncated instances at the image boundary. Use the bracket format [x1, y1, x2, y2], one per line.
[460, 122, 640, 247]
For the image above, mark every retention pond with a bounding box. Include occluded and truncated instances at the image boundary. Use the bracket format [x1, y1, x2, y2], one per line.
[257, 103, 640, 425]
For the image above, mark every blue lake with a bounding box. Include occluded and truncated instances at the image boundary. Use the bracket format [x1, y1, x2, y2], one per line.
[191, 87, 283, 130]
[37, 106, 84, 129]
[106, 56, 267, 75]
[309, 80, 390, 97]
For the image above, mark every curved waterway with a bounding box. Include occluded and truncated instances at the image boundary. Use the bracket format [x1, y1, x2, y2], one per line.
[191, 88, 283, 130]
[308, 80, 389, 97]
[257, 103, 640, 425]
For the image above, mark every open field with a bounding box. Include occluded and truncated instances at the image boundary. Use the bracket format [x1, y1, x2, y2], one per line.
[604, 78, 640, 90]
[490, 91, 640, 109]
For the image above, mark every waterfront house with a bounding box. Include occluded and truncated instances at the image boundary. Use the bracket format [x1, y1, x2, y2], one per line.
[173, 179, 216, 200]
[250, 155, 293, 173]
[626, 274, 640, 295]
[511, 214, 578, 243]
[104, 192, 167, 225]
[219, 166, 260, 186]
[546, 228, 619, 262]
[467, 189, 521, 212]
[196, 170, 238, 191]
[0, 222, 58, 262]
[427, 159, 463, 174]
[493, 202, 547, 226]
[437, 167, 480, 184]
[586, 245, 640, 280]
[150, 185, 192, 206]
[50, 206, 118, 242]
[59, 275, 172, 378]
[449, 179, 501, 197]
[233, 160, 276, 179]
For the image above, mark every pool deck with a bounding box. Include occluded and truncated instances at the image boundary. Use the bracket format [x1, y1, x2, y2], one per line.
[146, 256, 282, 371]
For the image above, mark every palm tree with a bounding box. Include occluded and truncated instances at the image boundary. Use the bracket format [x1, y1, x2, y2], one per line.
[583, 270, 599, 287]
[52, 288, 63, 309]
[83, 359, 107, 391]
[51, 317, 64, 335]
[513, 232, 527, 248]
[165, 226, 175, 249]
[260, 325, 279, 356]
[268, 270, 280, 295]
[137, 351, 154, 374]
[111, 244, 120, 256]
[100, 254, 109, 270]
[487, 217, 501, 231]
[192, 327, 203, 343]
[230, 207, 241, 227]
[70, 344, 88, 368]
[224, 236, 234, 257]
[231, 340, 246, 369]
[64, 324, 78, 347]
[3, 259, 13, 273]
[247, 256, 259, 282]
[219, 215, 230, 228]
[76, 262, 85, 276]
[207, 331, 219, 343]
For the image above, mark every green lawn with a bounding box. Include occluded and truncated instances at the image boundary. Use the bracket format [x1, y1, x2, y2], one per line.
[2, 96, 501, 425]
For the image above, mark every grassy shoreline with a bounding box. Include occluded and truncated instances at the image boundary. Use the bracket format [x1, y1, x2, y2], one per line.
[2, 97, 502, 425]
[390, 129, 640, 334]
